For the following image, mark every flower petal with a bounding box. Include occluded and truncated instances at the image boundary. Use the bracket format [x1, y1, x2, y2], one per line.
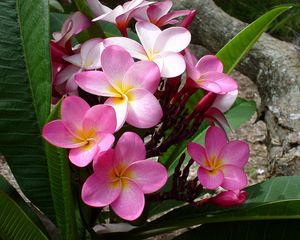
[187, 142, 208, 167]
[205, 126, 227, 159]
[69, 140, 98, 167]
[42, 120, 84, 148]
[218, 140, 249, 168]
[96, 132, 115, 153]
[147, 0, 173, 22]
[111, 179, 145, 221]
[93, 148, 115, 175]
[197, 80, 222, 93]
[211, 90, 238, 113]
[157, 10, 191, 26]
[83, 105, 116, 133]
[135, 21, 161, 53]
[153, 26, 191, 53]
[123, 61, 160, 93]
[184, 48, 200, 80]
[101, 45, 134, 90]
[82, 174, 121, 207]
[201, 72, 238, 94]
[55, 64, 81, 86]
[61, 96, 90, 136]
[63, 53, 82, 67]
[80, 38, 103, 69]
[124, 160, 167, 194]
[126, 88, 162, 128]
[105, 97, 128, 131]
[221, 165, 248, 191]
[154, 52, 186, 78]
[198, 167, 224, 190]
[104, 37, 147, 60]
[115, 132, 146, 171]
[87, 0, 112, 18]
[196, 55, 223, 74]
[75, 71, 118, 97]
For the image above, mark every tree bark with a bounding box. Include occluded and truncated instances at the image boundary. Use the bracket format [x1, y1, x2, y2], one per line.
[173, 0, 300, 176]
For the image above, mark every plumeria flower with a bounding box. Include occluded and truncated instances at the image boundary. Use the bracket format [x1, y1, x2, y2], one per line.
[75, 45, 162, 130]
[134, 0, 192, 27]
[82, 132, 168, 221]
[187, 126, 249, 190]
[42, 96, 116, 167]
[52, 11, 91, 48]
[210, 190, 247, 208]
[63, 38, 104, 70]
[104, 21, 191, 78]
[184, 49, 237, 94]
[88, 0, 152, 35]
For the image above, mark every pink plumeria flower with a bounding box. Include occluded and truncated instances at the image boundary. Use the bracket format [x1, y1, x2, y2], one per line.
[134, 0, 192, 27]
[82, 132, 168, 221]
[42, 96, 116, 167]
[210, 190, 247, 208]
[104, 21, 191, 78]
[75, 45, 162, 130]
[211, 90, 238, 113]
[88, 0, 152, 35]
[184, 49, 237, 94]
[63, 38, 104, 70]
[52, 11, 91, 48]
[187, 126, 249, 190]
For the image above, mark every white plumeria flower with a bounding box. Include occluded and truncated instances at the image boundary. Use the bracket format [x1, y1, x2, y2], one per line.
[104, 21, 191, 78]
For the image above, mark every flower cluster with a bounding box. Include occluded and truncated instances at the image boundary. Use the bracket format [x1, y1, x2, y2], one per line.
[43, 0, 250, 221]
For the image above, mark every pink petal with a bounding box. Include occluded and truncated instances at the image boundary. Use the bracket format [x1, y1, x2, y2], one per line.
[101, 46, 134, 90]
[63, 54, 82, 67]
[123, 61, 160, 94]
[153, 27, 191, 53]
[147, 0, 173, 22]
[111, 179, 145, 221]
[93, 148, 115, 174]
[184, 48, 200, 80]
[212, 90, 238, 113]
[93, 5, 123, 24]
[69, 140, 98, 167]
[154, 52, 186, 78]
[135, 21, 161, 53]
[201, 72, 238, 94]
[205, 126, 227, 159]
[82, 174, 121, 207]
[75, 71, 118, 97]
[83, 105, 116, 133]
[126, 88, 162, 128]
[55, 64, 81, 86]
[42, 120, 84, 148]
[80, 38, 103, 69]
[61, 96, 90, 137]
[104, 37, 147, 60]
[210, 190, 247, 208]
[157, 10, 191, 26]
[87, 0, 112, 18]
[124, 160, 167, 194]
[198, 167, 224, 190]
[218, 140, 249, 168]
[105, 97, 128, 131]
[197, 80, 222, 93]
[196, 55, 223, 74]
[187, 142, 209, 167]
[96, 132, 115, 153]
[115, 132, 146, 171]
[221, 165, 248, 191]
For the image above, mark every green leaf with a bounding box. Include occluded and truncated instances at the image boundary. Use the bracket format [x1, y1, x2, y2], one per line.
[0, 175, 49, 237]
[0, 188, 49, 240]
[122, 176, 300, 239]
[173, 220, 300, 240]
[0, 0, 55, 221]
[49, 0, 64, 13]
[45, 101, 78, 239]
[216, 6, 291, 74]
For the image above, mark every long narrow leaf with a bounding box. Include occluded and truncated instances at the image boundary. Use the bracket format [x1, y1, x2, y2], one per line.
[0, 0, 55, 221]
[45, 101, 78, 240]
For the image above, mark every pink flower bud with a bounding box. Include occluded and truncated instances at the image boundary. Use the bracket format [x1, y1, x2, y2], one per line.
[210, 190, 247, 208]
